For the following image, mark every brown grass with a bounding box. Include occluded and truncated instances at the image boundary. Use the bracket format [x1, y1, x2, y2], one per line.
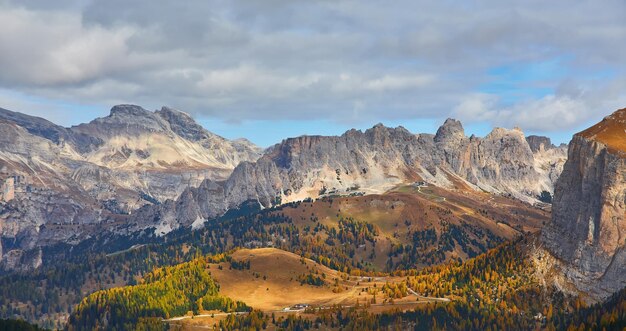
[173, 247, 438, 330]
[578, 108, 626, 153]
[208, 248, 413, 311]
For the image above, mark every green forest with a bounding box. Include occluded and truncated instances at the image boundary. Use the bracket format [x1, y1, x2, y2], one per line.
[68, 255, 249, 330]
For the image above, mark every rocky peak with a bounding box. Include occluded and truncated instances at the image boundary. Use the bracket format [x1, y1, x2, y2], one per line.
[0, 107, 68, 144]
[109, 104, 153, 117]
[526, 135, 555, 153]
[578, 108, 626, 153]
[233, 138, 256, 146]
[364, 123, 388, 138]
[434, 118, 465, 143]
[0, 107, 101, 153]
[481, 127, 534, 162]
[72, 104, 168, 138]
[486, 127, 521, 139]
[156, 106, 214, 142]
[363, 123, 413, 145]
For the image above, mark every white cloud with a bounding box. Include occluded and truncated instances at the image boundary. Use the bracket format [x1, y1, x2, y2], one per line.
[0, 0, 623, 133]
[0, 6, 141, 86]
[453, 94, 499, 121]
[363, 75, 435, 92]
[501, 95, 590, 131]
[454, 94, 597, 132]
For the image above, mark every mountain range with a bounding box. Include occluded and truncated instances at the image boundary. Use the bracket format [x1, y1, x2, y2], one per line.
[0, 105, 261, 269]
[0, 105, 567, 270]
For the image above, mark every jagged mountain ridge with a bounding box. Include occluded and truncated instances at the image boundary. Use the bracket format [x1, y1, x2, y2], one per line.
[133, 119, 567, 235]
[72, 105, 262, 171]
[537, 108, 626, 302]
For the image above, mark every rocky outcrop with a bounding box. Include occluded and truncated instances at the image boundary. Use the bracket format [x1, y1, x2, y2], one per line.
[539, 108, 626, 302]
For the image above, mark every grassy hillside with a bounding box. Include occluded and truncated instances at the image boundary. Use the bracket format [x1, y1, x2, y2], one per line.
[277, 185, 547, 271]
[206, 248, 437, 311]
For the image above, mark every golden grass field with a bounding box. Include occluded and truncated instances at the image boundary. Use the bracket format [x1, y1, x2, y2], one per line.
[211, 248, 422, 311]
[169, 247, 442, 330]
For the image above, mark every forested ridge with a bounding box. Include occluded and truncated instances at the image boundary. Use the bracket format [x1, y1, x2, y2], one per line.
[0, 318, 47, 331]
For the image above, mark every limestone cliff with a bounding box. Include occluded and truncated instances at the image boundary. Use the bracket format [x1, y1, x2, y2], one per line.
[539, 108, 626, 301]
[0, 106, 568, 269]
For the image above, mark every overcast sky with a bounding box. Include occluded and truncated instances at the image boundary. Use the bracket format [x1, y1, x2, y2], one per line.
[0, 0, 624, 146]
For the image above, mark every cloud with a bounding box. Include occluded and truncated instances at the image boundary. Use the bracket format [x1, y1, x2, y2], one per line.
[0, 6, 141, 86]
[0, 0, 624, 134]
[454, 72, 626, 133]
[452, 94, 500, 122]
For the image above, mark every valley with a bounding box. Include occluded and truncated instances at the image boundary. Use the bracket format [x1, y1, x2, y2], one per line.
[0, 183, 547, 329]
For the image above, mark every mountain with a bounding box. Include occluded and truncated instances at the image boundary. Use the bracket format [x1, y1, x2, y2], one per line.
[72, 105, 260, 172]
[0, 105, 567, 270]
[131, 120, 566, 234]
[537, 108, 626, 302]
[0, 105, 261, 269]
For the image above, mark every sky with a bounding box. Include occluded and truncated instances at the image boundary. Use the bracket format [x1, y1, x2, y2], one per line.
[0, 0, 624, 147]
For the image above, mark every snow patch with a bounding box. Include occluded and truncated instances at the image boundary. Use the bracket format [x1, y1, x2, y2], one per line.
[191, 216, 206, 230]
[155, 222, 173, 237]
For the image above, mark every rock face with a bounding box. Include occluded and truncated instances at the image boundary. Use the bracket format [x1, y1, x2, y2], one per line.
[133, 120, 567, 234]
[540, 108, 626, 301]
